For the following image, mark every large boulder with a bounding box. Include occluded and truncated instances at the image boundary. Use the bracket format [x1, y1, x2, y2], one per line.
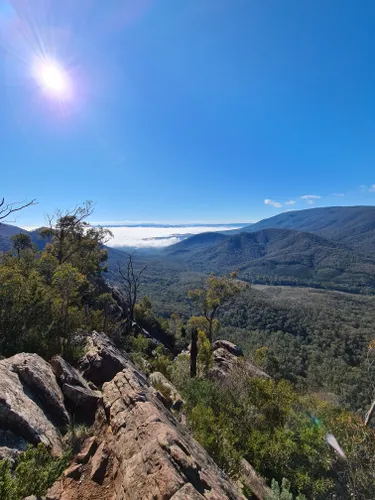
[0, 355, 66, 456]
[6, 353, 70, 431]
[149, 371, 184, 410]
[78, 331, 131, 387]
[212, 340, 243, 357]
[47, 341, 245, 499]
[210, 342, 269, 382]
[50, 356, 102, 420]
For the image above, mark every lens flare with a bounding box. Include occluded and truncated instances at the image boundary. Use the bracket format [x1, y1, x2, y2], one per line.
[34, 59, 72, 100]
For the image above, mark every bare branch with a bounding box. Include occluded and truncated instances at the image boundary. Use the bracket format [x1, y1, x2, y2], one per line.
[0, 198, 37, 223]
[117, 254, 147, 331]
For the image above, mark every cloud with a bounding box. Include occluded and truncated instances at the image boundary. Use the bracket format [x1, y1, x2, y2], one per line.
[264, 199, 282, 208]
[106, 224, 242, 248]
[285, 200, 296, 205]
[332, 193, 344, 197]
[300, 194, 321, 206]
[300, 195, 321, 200]
[369, 184, 375, 192]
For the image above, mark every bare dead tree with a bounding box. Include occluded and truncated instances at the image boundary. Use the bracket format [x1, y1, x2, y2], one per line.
[0, 198, 36, 224]
[117, 254, 147, 332]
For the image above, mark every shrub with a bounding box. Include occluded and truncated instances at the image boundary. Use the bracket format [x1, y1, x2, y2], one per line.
[0, 444, 68, 500]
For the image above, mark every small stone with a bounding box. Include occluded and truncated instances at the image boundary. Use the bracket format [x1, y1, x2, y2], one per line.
[76, 436, 97, 464]
[63, 463, 82, 480]
[90, 441, 110, 483]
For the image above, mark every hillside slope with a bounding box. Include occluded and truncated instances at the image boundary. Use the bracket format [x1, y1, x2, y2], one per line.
[166, 228, 375, 291]
[227, 206, 375, 253]
[0, 224, 28, 252]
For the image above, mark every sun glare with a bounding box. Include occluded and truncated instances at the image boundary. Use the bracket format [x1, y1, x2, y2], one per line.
[35, 59, 71, 99]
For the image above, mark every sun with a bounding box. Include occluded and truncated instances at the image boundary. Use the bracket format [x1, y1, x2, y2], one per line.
[34, 59, 71, 99]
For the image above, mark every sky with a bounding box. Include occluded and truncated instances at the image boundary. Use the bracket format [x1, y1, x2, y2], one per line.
[1, 0, 375, 227]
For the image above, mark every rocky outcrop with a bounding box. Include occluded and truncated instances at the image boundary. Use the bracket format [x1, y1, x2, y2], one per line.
[47, 332, 245, 500]
[149, 371, 184, 410]
[0, 354, 66, 456]
[210, 341, 269, 382]
[212, 340, 243, 357]
[0, 332, 264, 499]
[78, 331, 130, 387]
[240, 459, 272, 500]
[50, 356, 102, 421]
[0, 429, 28, 464]
[6, 353, 70, 431]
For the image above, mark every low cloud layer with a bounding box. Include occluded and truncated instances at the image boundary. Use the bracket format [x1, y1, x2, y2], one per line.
[106, 224, 242, 248]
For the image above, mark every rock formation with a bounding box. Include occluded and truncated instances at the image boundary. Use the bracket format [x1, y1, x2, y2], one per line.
[51, 355, 102, 422]
[210, 340, 269, 381]
[47, 332, 245, 499]
[0, 354, 68, 457]
[0, 332, 272, 499]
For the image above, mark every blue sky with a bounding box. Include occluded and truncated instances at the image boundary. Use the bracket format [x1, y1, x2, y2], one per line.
[1, 0, 375, 226]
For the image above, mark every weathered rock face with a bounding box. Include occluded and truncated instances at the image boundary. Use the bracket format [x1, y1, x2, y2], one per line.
[0, 429, 28, 464]
[6, 353, 70, 431]
[149, 371, 184, 410]
[51, 355, 102, 421]
[212, 340, 243, 357]
[0, 354, 66, 456]
[78, 331, 130, 387]
[47, 333, 244, 500]
[210, 342, 269, 382]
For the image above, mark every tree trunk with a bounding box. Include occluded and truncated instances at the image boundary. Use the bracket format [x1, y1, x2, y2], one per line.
[365, 399, 375, 426]
[190, 328, 198, 378]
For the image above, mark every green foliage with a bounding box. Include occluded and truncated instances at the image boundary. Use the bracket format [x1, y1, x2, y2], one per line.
[64, 422, 90, 454]
[177, 371, 375, 499]
[0, 256, 53, 356]
[188, 272, 247, 342]
[197, 329, 213, 376]
[0, 444, 68, 500]
[150, 346, 173, 377]
[0, 203, 118, 358]
[40, 201, 112, 276]
[266, 478, 306, 500]
[10, 233, 33, 259]
[169, 353, 190, 388]
[153, 379, 172, 401]
[134, 296, 176, 351]
[218, 285, 375, 411]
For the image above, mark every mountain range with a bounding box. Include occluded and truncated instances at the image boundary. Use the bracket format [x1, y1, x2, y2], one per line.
[1, 205, 375, 293]
[165, 227, 375, 291]
[227, 205, 375, 253]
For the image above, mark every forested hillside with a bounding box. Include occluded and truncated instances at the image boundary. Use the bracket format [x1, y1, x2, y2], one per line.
[228, 206, 375, 253]
[165, 228, 375, 293]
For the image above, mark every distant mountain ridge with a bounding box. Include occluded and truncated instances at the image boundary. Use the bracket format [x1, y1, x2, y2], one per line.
[227, 206, 375, 253]
[166, 226, 375, 292]
[0, 224, 28, 252]
[2, 205, 375, 293]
